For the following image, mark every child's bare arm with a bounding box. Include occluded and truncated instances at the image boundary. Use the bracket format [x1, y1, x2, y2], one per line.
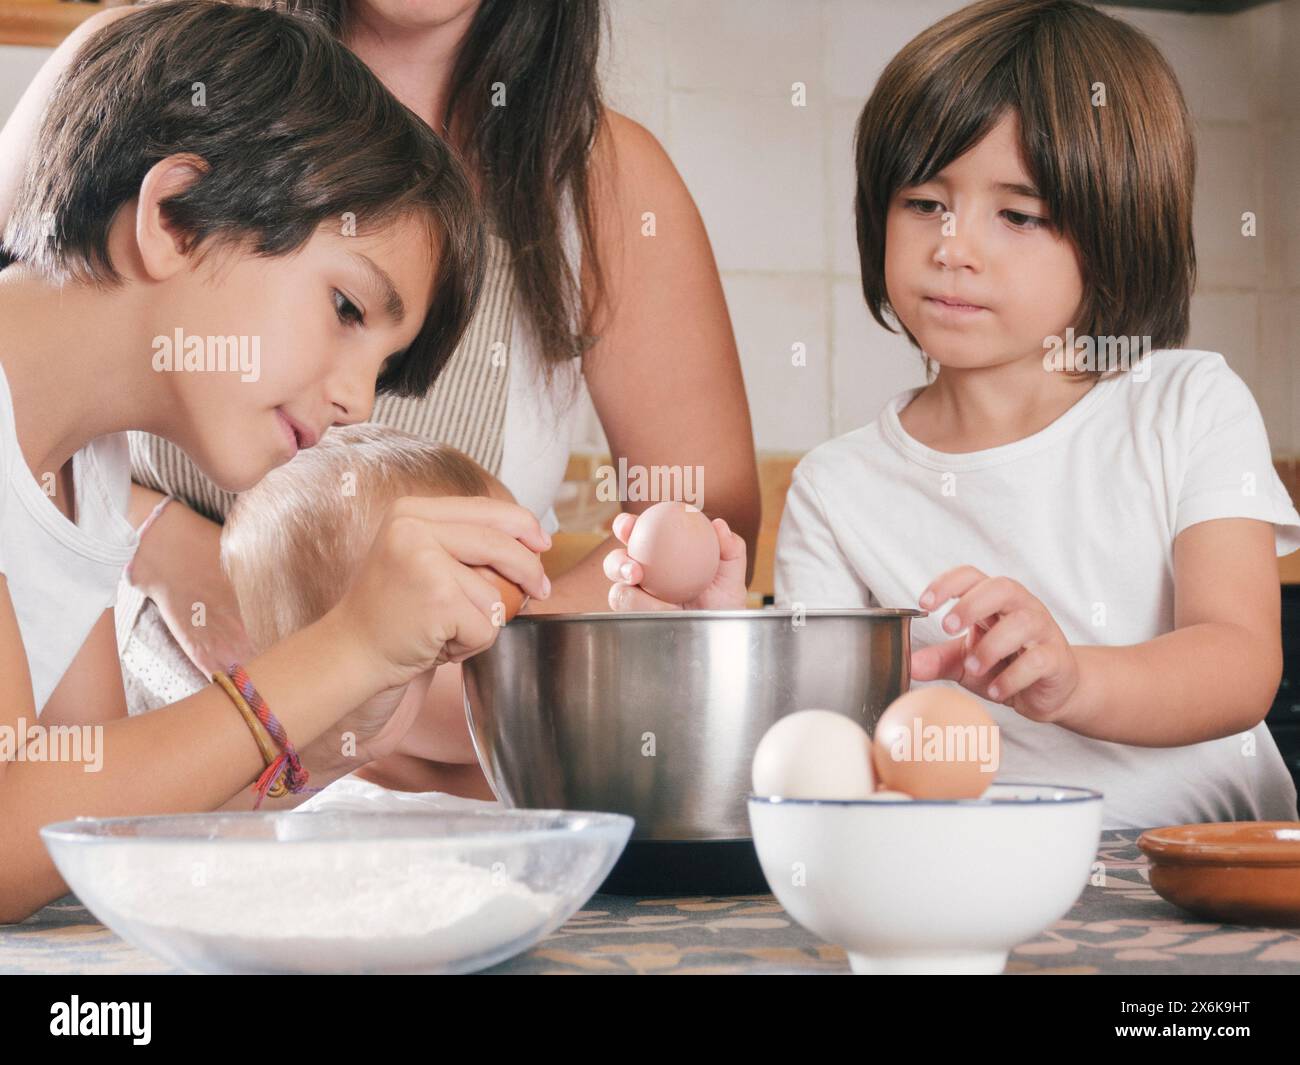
[0, 587, 378, 923]
[38, 610, 128, 726]
[0, 496, 551, 922]
[912, 518, 1283, 747]
[355, 753, 494, 799]
[392, 662, 480, 765]
[1062, 518, 1282, 745]
[22, 604, 351, 812]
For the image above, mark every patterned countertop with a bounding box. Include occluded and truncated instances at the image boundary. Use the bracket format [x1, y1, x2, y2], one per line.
[4, 831, 1299, 974]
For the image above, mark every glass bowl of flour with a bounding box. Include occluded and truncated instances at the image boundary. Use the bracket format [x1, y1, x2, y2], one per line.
[41, 809, 633, 974]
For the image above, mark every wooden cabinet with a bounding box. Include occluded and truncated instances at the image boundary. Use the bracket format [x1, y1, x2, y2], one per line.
[0, 1, 107, 48]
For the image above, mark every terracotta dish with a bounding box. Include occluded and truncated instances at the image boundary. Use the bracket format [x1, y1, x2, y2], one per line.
[1137, 821, 1300, 927]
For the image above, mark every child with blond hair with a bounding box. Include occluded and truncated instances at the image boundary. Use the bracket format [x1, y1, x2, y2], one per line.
[221, 425, 528, 799]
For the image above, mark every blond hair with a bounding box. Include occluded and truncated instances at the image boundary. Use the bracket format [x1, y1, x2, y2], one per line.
[221, 425, 494, 651]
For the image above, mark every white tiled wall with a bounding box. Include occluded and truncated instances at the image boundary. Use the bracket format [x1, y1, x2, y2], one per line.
[2, 3, 1296, 455]
[0, 44, 50, 104]
[594, 0, 1300, 456]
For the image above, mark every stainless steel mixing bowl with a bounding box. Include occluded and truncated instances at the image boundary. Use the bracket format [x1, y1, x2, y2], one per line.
[462, 609, 924, 842]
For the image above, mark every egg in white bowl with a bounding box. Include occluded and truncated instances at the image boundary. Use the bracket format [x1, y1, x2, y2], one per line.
[747, 784, 1103, 975]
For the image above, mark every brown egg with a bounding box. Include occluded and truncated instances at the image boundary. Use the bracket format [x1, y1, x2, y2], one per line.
[871, 686, 1000, 800]
[625, 501, 720, 604]
[472, 565, 528, 623]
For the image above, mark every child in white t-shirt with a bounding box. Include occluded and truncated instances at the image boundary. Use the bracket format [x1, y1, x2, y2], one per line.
[775, 0, 1300, 829]
[775, 345, 1300, 828]
[607, 0, 1300, 829]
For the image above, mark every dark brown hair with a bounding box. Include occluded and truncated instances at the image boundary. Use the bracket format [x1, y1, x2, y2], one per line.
[287, 0, 607, 373]
[1, 0, 484, 398]
[854, 0, 1196, 360]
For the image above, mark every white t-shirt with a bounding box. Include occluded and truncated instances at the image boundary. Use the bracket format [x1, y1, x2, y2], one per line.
[0, 360, 138, 711]
[775, 349, 1300, 830]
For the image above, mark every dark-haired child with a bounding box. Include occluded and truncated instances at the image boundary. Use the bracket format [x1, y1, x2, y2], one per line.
[772, 0, 1300, 828]
[0, 0, 548, 921]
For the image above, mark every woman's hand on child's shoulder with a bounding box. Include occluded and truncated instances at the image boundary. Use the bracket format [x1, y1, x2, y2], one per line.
[603, 511, 749, 611]
[911, 565, 1080, 723]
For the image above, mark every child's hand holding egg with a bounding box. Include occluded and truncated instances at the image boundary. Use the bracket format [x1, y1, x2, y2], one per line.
[603, 500, 748, 611]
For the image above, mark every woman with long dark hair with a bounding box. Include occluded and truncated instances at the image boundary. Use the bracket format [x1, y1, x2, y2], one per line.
[0, 0, 761, 799]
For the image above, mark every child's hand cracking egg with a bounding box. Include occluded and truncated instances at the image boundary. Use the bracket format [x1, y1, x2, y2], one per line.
[752, 709, 876, 799]
[871, 687, 1001, 800]
[471, 566, 528, 623]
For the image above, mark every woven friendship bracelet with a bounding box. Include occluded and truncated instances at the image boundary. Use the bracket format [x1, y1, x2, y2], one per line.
[227, 663, 320, 805]
[212, 671, 289, 802]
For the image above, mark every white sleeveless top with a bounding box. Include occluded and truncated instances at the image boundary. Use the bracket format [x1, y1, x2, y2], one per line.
[0, 360, 138, 711]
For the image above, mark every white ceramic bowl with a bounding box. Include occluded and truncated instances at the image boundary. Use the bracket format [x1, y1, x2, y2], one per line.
[748, 783, 1103, 974]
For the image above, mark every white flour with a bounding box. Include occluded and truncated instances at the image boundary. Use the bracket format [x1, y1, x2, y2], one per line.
[98, 843, 562, 973]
